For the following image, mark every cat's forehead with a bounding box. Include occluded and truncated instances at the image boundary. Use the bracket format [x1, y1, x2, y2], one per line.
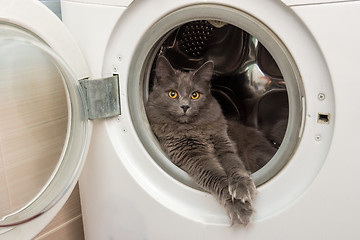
[176, 71, 194, 85]
[156, 68, 204, 92]
[170, 72, 197, 93]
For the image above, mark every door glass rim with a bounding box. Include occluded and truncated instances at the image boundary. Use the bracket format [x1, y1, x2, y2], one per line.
[128, 4, 305, 189]
[0, 23, 89, 228]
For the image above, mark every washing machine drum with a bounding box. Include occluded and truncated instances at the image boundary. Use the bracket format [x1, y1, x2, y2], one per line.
[163, 20, 246, 74]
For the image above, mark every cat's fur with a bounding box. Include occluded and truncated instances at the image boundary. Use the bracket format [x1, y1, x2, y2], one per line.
[145, 56, 273, 225]
[227, 120, 277, 173]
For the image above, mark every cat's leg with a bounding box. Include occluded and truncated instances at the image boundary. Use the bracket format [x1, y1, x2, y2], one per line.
[173, 151, 230, 203]
[213, 136, 257, 207]
[162, 134, 253, 225]
[172, 148, 253, 225]
[214, 138, 256, 225]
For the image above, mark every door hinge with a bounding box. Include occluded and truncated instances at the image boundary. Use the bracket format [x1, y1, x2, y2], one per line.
[79, 75, 121, 120]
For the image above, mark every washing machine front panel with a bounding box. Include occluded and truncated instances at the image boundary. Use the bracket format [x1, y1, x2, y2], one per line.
[281, 0, 355, 5]
[63, 0, 134, 6]
[93, 0, 341, 238]
[0, 0, 91, 238]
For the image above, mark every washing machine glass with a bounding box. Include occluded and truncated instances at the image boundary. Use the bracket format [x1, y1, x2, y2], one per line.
[0, 23, 88, 228]
[129, 5, 304, 188]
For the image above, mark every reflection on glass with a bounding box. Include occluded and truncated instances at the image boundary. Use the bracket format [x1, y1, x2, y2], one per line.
[0, 36, 68, 219]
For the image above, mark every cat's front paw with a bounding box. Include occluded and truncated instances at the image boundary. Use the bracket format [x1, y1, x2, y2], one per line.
[228, 170, 257, 203]
[224, 198, 254, 226]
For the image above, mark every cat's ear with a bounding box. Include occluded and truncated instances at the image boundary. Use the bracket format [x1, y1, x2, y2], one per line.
[193, 60, 214, 85]
[155, 56, 176, 86]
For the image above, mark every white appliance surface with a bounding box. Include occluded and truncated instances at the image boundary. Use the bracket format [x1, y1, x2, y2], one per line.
[62, 0, 360, 239]
[0, 0, 359, 239]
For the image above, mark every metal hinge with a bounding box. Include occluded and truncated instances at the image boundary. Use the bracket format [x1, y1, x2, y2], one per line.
[79, 75, 121, 120]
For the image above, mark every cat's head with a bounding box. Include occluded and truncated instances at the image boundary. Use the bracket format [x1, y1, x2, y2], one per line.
[148, 56, 215, 124]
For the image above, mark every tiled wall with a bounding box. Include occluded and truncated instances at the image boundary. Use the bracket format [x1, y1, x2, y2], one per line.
[0, 36, 84, 239]
[34, 184, 84, 240]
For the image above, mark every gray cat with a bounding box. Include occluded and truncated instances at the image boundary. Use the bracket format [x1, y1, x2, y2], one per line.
[145, 56, 272, 225]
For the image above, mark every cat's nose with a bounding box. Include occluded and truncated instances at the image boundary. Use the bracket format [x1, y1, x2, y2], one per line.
[180, 105, 190, 113]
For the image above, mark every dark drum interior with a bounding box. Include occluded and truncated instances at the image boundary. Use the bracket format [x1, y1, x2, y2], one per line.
[148, 20, 289, 172]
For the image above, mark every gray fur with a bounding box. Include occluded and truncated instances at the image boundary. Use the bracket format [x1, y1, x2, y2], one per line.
[227, 120, 277, 173]
[145, 56, 269, 225]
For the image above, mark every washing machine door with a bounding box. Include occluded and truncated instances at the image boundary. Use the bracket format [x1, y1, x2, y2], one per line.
[0, 0, 91, 238]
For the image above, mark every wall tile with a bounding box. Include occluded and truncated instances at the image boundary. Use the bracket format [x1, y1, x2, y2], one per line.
[0, 169, 11, 217]
[34, 215, 84, 240]
[38, 185, 82, 234]
[0, 145, 4, 170]
[34, 184, 84, 240]
[0, 49, 68, 136]
[2, 118, 67, 212]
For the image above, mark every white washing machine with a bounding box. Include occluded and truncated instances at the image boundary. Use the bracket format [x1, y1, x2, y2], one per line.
[1, 0, 360, 239]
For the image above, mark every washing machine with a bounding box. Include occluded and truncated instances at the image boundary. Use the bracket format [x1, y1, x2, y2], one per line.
[1, 0, 360, 239]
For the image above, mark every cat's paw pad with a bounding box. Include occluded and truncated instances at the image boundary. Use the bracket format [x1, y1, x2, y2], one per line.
[228, 171, 257, 203]
[225, 199, 254, 226]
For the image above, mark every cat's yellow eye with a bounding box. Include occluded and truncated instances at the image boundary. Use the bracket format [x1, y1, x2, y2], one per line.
[168, 91, 178, 99]
[191, 91, 200, 100]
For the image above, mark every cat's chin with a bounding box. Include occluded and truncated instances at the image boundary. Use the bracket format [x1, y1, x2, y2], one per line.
[177, 116, 191, 124]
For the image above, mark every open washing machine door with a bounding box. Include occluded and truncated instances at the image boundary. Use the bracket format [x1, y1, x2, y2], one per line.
[0, 0, 110, 238]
